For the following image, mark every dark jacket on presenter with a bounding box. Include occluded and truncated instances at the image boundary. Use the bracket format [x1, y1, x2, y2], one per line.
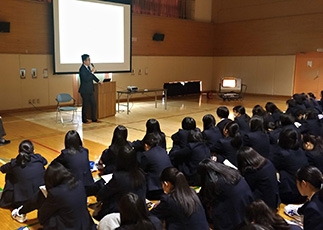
[79, 54, 100, 123]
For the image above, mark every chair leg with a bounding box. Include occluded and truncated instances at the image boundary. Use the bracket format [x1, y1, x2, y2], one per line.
[56, 110, 59, 123]
[59, 111, 64, 124]
[71, 110, 74, 122]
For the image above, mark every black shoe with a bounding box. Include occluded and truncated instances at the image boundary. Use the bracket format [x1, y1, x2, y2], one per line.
[82, 120, 89, 124]
[0, 139, 10, 146]
[92, 119, 98, 122]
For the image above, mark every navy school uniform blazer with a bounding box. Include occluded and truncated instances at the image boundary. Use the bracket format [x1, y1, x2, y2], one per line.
[234, 114, 250, 134]
[216, 118, 232, 136]
[53, 147, 94, 187]
[298, 192, 323, 230]
[202, 126, 222, 153]
[95, 171, 146, 221]
[150, 193, 209, 230]
[269, 124, 302, 145]
[200, 177, 254, 230]
[272, 147, 308, 203]
[302, 119, 323, 137]
[171, 128, 200, 149]
[169, 142, 210, 185]
[78, 64, 100, 94]
[138, 146, 173, 192]
[213, 137, 239, 166]
[100, 141, 133, 175]
[243, 131, 270, 158]
[132, 132, 167, 151]
[305, 150, 323, 174]
[38, 181, 96, 230]
[0, 153, 47, 207]
[116, 215, 162, 230]
[242, 160, 279, 210]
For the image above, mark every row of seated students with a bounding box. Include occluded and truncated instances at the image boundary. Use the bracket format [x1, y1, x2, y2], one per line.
[0, 93, 322, 229]
[0, 136, 307, 230]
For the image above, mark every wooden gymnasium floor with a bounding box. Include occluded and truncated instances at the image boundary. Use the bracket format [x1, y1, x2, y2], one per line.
[0, 94, 290, 229]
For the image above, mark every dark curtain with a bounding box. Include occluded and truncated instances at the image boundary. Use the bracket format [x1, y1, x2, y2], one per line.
[132, 0, 186, 19]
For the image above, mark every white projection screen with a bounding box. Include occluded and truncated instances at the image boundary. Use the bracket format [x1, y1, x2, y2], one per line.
[52, 0, 132, 74]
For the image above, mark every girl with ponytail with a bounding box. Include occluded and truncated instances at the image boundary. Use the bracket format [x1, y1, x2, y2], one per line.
[0, 140, 47, 210]
[296, 165, 323, 230]
[150, 167, 209, 230]
[213, 121, 242, 166]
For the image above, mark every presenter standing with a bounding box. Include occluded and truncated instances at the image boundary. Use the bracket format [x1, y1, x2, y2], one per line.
[79, 54, 102, 124]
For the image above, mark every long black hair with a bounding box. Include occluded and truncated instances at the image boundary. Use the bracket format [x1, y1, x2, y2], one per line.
[224, 121, 242, 148]
[198, 159, 241, 204]
[245, 200, 290, 230]
[16, 140, 34, 168]
[146, 118, 162, 133]
[64, 130, 82, 155]
[278, 129, 299, 150]
[237, 146, 267, 176]
[265, 102, 282, 114]
[110, 125, 128, 154]
[116, 144, 145, 188]
[119, 193, 156, 230]
[249, 116, 265, 132]
[202, 114, 216, 130]
[44, 161, 78, 190]
[233, 105, 250, 122]
[160, 167, 201, 216]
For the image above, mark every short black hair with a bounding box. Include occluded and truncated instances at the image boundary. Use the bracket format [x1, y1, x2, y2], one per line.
[81, 54, 89, 62]
[216, 106, 229, 118]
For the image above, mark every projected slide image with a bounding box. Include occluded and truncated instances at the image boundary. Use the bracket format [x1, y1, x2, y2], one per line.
[53, 0, 131, 73]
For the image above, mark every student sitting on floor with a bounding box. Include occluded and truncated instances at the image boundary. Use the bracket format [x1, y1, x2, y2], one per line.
[150, 167, 209, 230]
[137, 133, 173, 200]
[233, 105, 250, 134]
[244, 200, 301, 230]
[201, 114, 222, 154]
[272, 129, 308, 204]
[98, 193, 162, 230]
[52, 130, 94, 195]
[12, 162, 96, 229]
[98, 125, 129, 175]
[213, 121, 242, 167]
[216, 106, 232, 136]
[170, 116, 199, 149]
[0, 140, 47, 210]
[296, 165, 323, 230]
[198, 159, 254, 230]
[243, 115, 271, 159]
[94, 143, 146, 221]
[132, 118, 167, 151]
[169, 129, 210, 186]
[237, 146, 279, 210]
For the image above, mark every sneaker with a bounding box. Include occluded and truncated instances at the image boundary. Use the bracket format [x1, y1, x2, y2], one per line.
[11, 206, 27, 223]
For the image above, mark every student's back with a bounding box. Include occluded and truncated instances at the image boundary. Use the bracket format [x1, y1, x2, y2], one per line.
[0, 140, 47, 208]
[54, 146, 94, 186]
[53, 130, 94, 188]
[38, 162, 96, 230]
[150, 167, 209, 230]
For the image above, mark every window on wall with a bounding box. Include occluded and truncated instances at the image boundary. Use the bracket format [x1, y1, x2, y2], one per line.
[132, 0, 188, 19]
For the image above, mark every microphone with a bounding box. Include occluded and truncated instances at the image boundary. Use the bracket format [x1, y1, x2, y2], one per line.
[91, 63, 95, 67]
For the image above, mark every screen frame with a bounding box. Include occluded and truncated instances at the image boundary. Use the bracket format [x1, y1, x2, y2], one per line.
[52, 0, 132, 74]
